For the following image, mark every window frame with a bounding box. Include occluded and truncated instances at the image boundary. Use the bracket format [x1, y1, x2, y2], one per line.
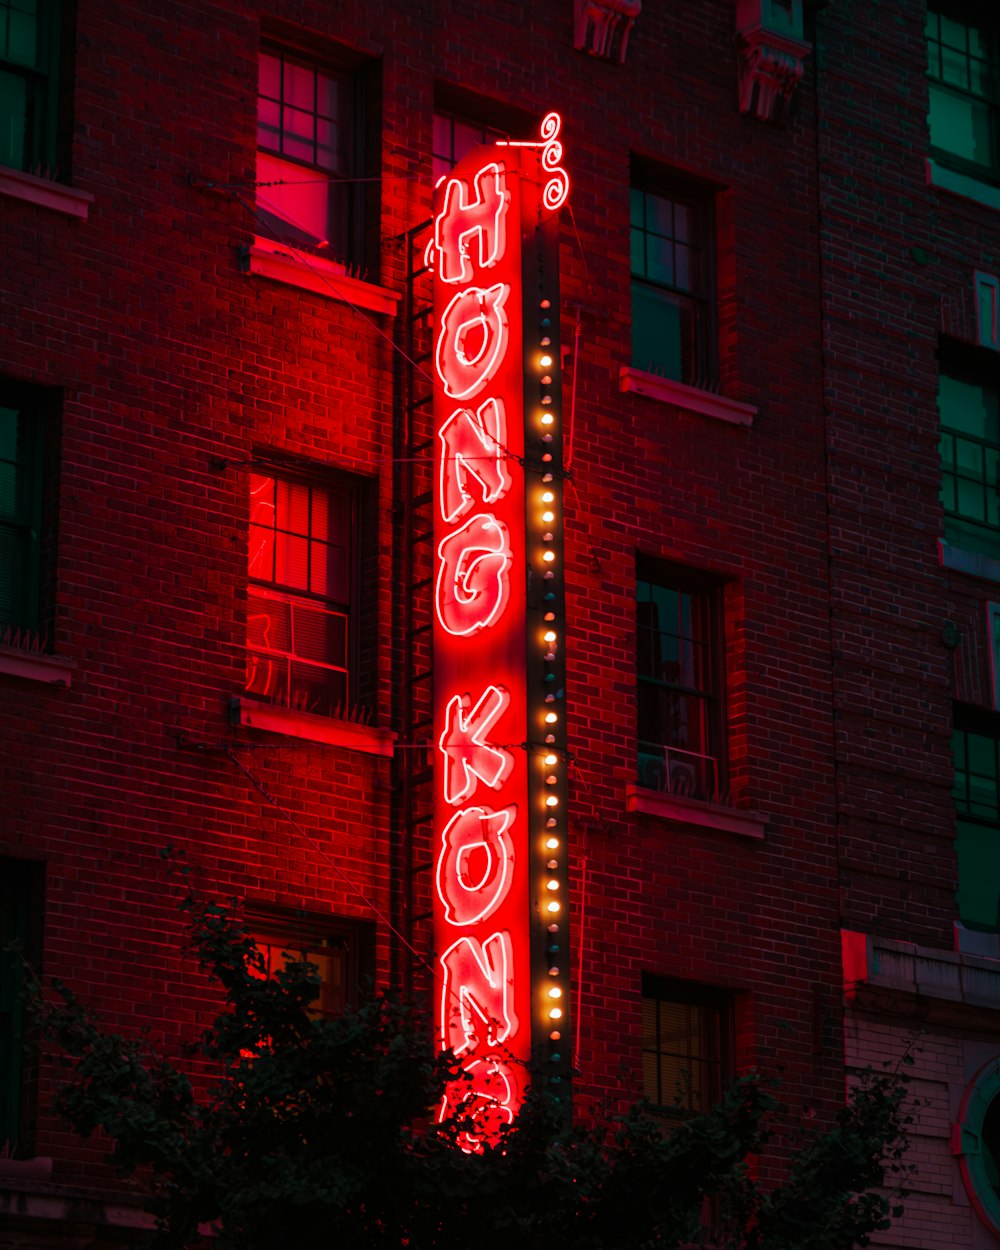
[952, 704, 1000, 932]
[640, 974, 734, 1116]
[630, 163, 718, 390]
[431, 108, 511, 183]
[938, 344, 1000, 559]
[0, 0, 64, 177]
[246, 460, 371, 719]
[926, 2, 1000, 186]
[247, 908, 374, 1019]
[0, 379, 59, 643]
[636, 556, 727, 802]
[256, 39, 373, 269]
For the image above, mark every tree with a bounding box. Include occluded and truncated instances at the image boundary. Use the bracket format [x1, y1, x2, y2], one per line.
[34, 878, 911, 1250]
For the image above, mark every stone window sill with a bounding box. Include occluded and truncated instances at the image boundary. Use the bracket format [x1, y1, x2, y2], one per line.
[0, 1157, 53, 1182]
[926, 158, 1000, 214]
[0, 647, 75, 686]
[619, 367, 756, 427]
[241, 237, 401, 316]
[939, 538, 1000, 584]
[0, 166, 93, 220]
[626, 784, 767, 839]
[232, 697, 396, 757]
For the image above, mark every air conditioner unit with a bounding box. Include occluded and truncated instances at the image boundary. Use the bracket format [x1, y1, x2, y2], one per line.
[664, 746, 718, 803]
[639, 752, 668, 793]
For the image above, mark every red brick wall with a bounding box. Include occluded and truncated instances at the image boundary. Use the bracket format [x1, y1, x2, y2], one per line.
[5, 0, 975, 1203]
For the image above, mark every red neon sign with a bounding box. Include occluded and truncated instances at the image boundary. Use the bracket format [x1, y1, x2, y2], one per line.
[431, 114, 569, 1150]
[432, 145, 530, 1150]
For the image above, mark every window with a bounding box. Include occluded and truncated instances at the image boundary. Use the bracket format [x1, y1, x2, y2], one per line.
[0, 859, 43, 1155]
[432, 110, 508, 182]
[955, 1057, 1000, 1238]
[248, 911, 373, 1018]
[641, 976, 732, 1114]
[637, 559, 725, 802]
[630, 170, 715, 387]
[938, 360, 1000, 557]
[952, 707, 1000, 931]
[0, 0, 64, 176]
[256, 43, 372, 265]
[246, 465, 370, 719]
[0, 382, 57, 640]
[927, 3, 1000, 182]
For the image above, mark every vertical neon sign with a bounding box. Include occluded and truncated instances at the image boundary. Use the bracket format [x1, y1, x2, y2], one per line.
[430, 115, 570, 1149]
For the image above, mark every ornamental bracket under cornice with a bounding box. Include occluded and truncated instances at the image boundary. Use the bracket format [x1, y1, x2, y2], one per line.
[736, 0, 811, 124]
[573, 0, 641, 64]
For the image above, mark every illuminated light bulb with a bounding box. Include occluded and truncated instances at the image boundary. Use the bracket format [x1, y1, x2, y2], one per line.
[544, 611, 555, 621]
[540, 355, 553, 368]
[546, 774, 558, 785]
[543, 550, 556, 562]
[540, 299, 551, 309]
[541, 374, 552, 385]
[546, 795, 559, 807]
[550, 1030, 561, 1041]
[549, 1006, 562, 1019]
[542, 453, 553, 462]
[546, 901, 561, 914]
[546, 879, 559, 891]
[547, 859, 559, 870]
[545, 836, 560, 849]
[548, 986, 562, 999]
[542, 490, 555, 503]
[544, 753, 558, 765]
[541, 413, 554, 426]
[542, 510, 555, 523]
[543, 630, 557, 642]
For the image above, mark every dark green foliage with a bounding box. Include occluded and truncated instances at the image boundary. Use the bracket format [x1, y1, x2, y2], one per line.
[35, 886, 911, 1250]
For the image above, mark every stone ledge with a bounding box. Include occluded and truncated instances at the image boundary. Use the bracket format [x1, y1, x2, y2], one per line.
[0, 648, 75, 686]
[939, 538, 1000, 584]
[626, 784, 767, 839]
[927, 158, 1000, 214]
[619, 368, 756, 427]
[232, 697, 396, 757]
[0, 166, 94, 219]
[241, 237, 401, 315]
[842, 930, 1000, 1014]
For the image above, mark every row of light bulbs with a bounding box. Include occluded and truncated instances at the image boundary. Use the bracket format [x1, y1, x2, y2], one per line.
[535, 299, 565, 1053]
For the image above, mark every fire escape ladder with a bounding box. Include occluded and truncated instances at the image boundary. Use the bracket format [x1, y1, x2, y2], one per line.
[391, 218, 436, 996]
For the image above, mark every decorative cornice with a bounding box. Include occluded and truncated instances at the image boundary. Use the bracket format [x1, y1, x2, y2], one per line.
[736, 27, 810, 124]
[573, 0, 641, 64]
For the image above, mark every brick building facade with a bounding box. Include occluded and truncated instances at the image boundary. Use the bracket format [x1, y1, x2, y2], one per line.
[0, 0, 998, 1245]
